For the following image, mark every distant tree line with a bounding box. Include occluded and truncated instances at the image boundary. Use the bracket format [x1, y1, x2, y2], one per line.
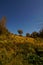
[17, 29, 43, 38]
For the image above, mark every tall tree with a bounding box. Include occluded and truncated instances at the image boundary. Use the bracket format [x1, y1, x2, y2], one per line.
[0, 16, 6, 27]
[0, 16, 7, 35]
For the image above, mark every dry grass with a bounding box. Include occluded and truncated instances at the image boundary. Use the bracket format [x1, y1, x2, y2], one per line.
[10, 34, 43, 45]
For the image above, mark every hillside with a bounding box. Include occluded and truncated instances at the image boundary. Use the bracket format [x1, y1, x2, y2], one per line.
[0, 28, 43, 65]
[0, 25, 43, 65]
[0, 32, 43, 45]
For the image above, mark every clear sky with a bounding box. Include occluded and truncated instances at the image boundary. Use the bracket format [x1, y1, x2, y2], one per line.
[0, 0, 43, 35]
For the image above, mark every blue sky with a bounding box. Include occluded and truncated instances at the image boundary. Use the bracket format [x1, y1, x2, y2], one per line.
[0, 0, 43, 35]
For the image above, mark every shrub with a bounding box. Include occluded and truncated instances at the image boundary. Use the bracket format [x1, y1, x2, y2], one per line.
[26, 33, 31, 37]
[31, 31, 39, 38]
[39, 29, 43, 38]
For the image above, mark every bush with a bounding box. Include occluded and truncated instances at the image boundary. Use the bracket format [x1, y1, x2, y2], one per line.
[31, 31, 39, 38]
[39, 29, 43, 38]
[26, 33, 31, 37]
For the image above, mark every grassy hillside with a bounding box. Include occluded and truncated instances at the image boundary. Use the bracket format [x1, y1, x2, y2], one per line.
[0, 26, 43, 65]
[0, 35, 43, 65]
